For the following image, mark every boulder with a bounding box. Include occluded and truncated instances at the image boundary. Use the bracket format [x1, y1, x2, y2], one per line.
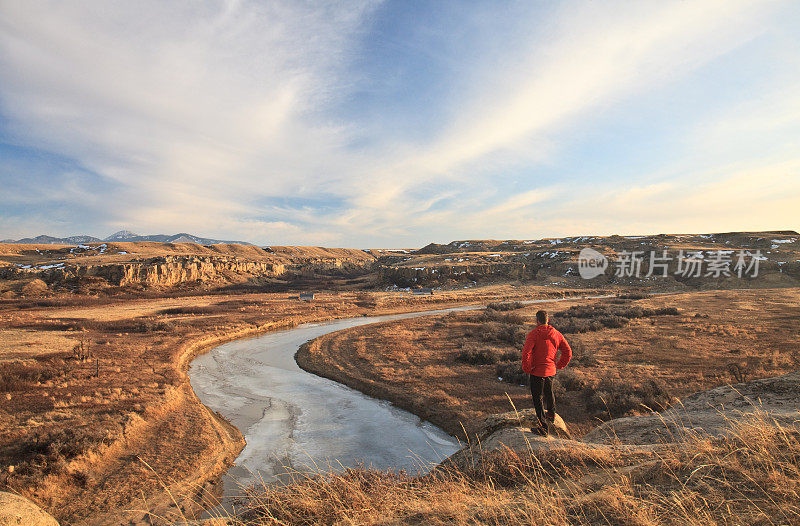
[442, 410, 584, 470]
[0, 492, 59, 526]
[479, 408, 571, 439]
[442, 426, 661, 471]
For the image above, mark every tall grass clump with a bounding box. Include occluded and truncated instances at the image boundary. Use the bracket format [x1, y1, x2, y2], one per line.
[218, 413, 799, 525]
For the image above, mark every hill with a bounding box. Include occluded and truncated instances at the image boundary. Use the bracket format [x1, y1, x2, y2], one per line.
[1, 231, 252, 245]
[1, 230, 798, 295]
[379, 230, 800, 289]
[0, 242, 379, 294]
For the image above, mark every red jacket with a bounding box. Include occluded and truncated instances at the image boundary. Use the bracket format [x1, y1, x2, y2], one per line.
[521, 324, 572, 377]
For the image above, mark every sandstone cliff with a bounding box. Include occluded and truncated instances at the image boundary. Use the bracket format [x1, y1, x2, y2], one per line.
[0, 242, 377, 291]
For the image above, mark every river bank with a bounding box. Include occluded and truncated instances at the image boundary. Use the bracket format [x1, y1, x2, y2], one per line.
[188, 307, 491, 512]
[1, 284, 581, 524]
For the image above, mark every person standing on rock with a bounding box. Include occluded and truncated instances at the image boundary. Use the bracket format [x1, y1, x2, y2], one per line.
[521, 310, 572, 435]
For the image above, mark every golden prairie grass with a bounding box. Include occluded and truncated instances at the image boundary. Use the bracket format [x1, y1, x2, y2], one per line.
[300, 289, 800, 439]
[180, 412, 799, 526]
[0, 285, 561, 522]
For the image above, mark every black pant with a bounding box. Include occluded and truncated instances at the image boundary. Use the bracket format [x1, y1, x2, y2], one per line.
[530, 375, 555, 427]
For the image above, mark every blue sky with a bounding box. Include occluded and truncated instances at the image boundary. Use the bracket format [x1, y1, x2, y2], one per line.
[1, 1, 799, 247]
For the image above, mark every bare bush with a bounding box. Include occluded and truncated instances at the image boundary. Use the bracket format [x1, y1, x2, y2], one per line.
[617, 292, 648, 300]
[456, 343, 517, 365]
[468, 322, 527, 346]
[550, 317, 605, 334]
[495, 361, 527, 385]
[158, 305, 218, 315]
[556, 369, 596, 391]
[100, 318, 175, 333]
[569, 337, 599, 367]
[486, 301, 525, 311]
[549, 304, 679, 334]
[582, 377, 674, 419]
[456, 347, 497, 365]
[5, 427, 103, 482]
[474, 309, 527, 325]
[0, 360, 61, 391]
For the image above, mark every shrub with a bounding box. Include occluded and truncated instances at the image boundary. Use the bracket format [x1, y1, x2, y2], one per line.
[456, 344, 518, 365]
[8, 427, 104, 482]
[456, 348, 497, 365]
[569, 337, 599, 367]
[486, 301, 525, 311]
[551, 377, 566, 398]
[499, 350, 519, 361]
[477, 309, 527, 325]
[597, 315, 629, 329]
[102, 318, 175, 333]
[582, 378, 673, 419]
[354, 292, 377, 309]
[550, 317, 604, 334]
[549, 304, 678, 334]
[469, 322, 527, 346]
[654, 306, 679, 315]
[617, 293, 648, 300]
[496, 361, 527, 385]
[0, 360, 61, 391]
[556, 369, 595, 391]
[158, 305, 217, 315]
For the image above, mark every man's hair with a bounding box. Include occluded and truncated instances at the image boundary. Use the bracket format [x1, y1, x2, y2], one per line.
[536, 310, 548, 324]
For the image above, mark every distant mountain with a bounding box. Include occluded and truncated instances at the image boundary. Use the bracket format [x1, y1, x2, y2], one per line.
[104, 230, 139, 242]
[1, 231, 252, 245]
[109, 232, 253, 245]
[4, 234, 103, 245]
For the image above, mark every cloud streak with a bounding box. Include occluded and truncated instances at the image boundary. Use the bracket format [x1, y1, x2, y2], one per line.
[0, 0, 798, 246]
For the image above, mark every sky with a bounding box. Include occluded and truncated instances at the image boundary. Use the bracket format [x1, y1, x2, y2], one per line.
[1, 0, 799, 248]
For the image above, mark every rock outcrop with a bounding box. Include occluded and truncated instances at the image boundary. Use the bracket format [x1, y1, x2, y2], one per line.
[584, 370, 800, 445]
[0, 492, 59, 526]
[0, 245, 377, 290]
[479, 408, 571, 439]
[378, 231, 800, 288]
[1, 256, 286, 287]
[380, 260, 535, 286]
[443, 410, 660, 471]
[2, 231, 798, 291]
[444, 371, 800, 468]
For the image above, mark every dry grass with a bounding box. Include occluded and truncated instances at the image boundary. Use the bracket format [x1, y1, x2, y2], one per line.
[0, 284, 565, 523]
[298, 288, 800, 438]
[2, 283, 797, 523]
[195, 412, 799, 525]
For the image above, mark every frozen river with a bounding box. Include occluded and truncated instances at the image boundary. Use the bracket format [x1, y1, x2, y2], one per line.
[189, 304, 483, 502]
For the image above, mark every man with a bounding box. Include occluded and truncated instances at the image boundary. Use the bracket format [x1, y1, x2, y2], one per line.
[521, 310, 572, 435]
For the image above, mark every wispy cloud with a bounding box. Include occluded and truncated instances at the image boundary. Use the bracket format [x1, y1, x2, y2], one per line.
[320, 0, 791, 240]
[0, 0, 378, 242]
[0, 1, 798, 245]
